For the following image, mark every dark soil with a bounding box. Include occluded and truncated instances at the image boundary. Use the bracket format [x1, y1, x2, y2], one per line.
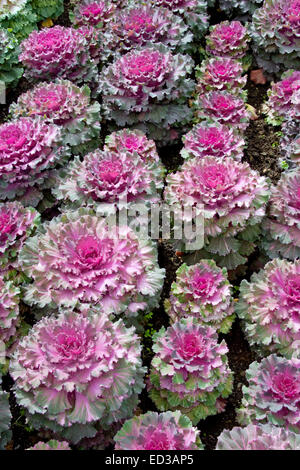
[244, 81, 282, 184]
[0, 0, 283, 452]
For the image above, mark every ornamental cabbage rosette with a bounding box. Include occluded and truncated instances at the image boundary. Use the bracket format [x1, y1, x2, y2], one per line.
[219, 0, 263, 16]
[0, 0, 37, 41]
[205, 21, 250, 60]
[102, 5, 192, 59]
[104, 129, 160, 164]
[216, 424, 300, 450]
[114, 411, 204, 450]
[0, 29, 23, 88]
[0, 201, 40, 276]
[196, 58, 247, 97]
[262, 169, 300, 260]
[10, 80, 101, 153]
[31, 0, 64, 20]
[19, 26, 98, 86]
[19, 209, 165, 319]
[181, 121, 245, 161]
[0, 117, 66, 206]
[147, 0, 209, 38]
[70, 0, 116, 27]
[0, 374, 11, 450]
[238, 354, 300, 433]
[99, 45, 195, 143]
[52, 149, 164, 212]
[237, 258, 300, 358]
[265, 70, 300, 125]
[251, 0, 300, 75]
[195, 91, 251, 132]
[10, 309, 146, 444]
[165, 261, 235, 334]
[27, 440, 71, 450]
[149, 318, 233, 425]
[164, 156, 270, 269]
[0, 275, 20, 345]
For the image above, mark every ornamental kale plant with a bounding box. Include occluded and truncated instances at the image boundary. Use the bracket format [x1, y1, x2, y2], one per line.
[219, 0, 263, 16]
[0, 29, 23, 88]
[165, 260, 235, 334]
[0, 275, 20, 345]
[10, 309, 146, 444]
[181, 121, 245, 161]
[0, 117, 66, 207]
[147, 0, 209, 37]
[205, 21, 250, 59]
[102, 5, 192, 59]
[52, 148, 164, 212]
[19, 209, 165, 319]
[196, 58, 247, 97]
[262, 169, 300, 260]
[195, 91, 251, 131]
[164, 156, 270, 269]
[0, 0, 37, 41]
[237, 258, 300, 358]
[10, 80, 101, 153]
[0, 374, 11, 450]
[0, 201, 40, 276]
[265, 70, 300, 125]
[149, 318, 233, 425]
[216, 424, 300, 450]
[251, 0, 300, 74]
[19, 26, 98, 86]
[114, 411, 204, 450]
[70, 0, 116, 27]
[238, 354, 300, 433]
[31, 0, 64, 20]
[104, 129, 160, 164]
[27, 440, 71, 450]
[99, 45, 195, 143]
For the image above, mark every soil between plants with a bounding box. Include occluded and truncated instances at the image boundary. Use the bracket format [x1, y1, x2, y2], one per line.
[0, 2, 283, 451]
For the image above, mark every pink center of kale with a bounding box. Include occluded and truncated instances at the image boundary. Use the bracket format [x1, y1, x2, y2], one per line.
[122, 135, 143, 152]
[35, 29, 62, 49]
[212, 64, 228, 76]
[218, 25, 235, 40]
[287, 0, 300, 22]
[191, 271, 213, 297]
[201, 164, 229, 191]
[272, 371, 299, 401]
[34, 89, 61, 112]
[81, 2, 105, 18]
[197, 127, 223, 147]
[124, 12, 154, 33]
[76, 236, 113, 269]
[97, 160, 123, 184]
[284, 275, 300, 304]
[55, 330, 86, 362]
[178, 333, 203, 360]
[213, 95, 235, 111]
[144, 431, 172, 450]
[121, 50, 166, 85]
[0, 125, 27, 151]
